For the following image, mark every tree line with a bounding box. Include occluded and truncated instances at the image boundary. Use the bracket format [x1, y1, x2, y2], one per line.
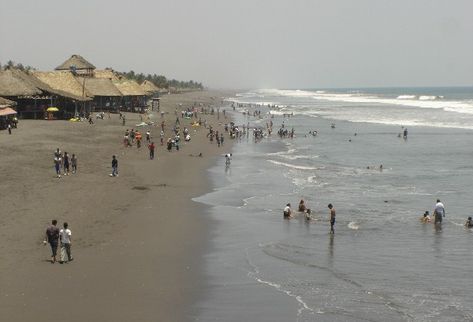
[119, 70, 203, 90]
[0, 60, 204, 90]
[0, 60, 36, 72]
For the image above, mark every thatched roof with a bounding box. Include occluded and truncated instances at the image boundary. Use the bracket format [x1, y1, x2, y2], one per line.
[55, 54, 96, 71]
[33, 71, 92, 101]
[0, 69, 44, 96]
[0, 96, 16, 108]
[77, 77, 122, 97]
[93, 69, 120, 81]
[140, 80, 160, 95]
[113, 79, 147, 96]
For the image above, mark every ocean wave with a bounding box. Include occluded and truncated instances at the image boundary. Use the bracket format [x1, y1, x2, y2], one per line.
[397, 95, 417, 100]
[256, 89, 473, 115]
[267, 159, 318, 170]
[348, 221, 360, 230]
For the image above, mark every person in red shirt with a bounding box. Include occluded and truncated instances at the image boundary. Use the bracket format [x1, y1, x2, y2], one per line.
[148, 141, 155, 160]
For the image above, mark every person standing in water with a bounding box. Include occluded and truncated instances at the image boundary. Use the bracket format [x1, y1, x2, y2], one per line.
[283, 203, 292, 219]
[433, 199, 445, 224]
[328, 204, 336, 234]
[465, 217, 473, 228]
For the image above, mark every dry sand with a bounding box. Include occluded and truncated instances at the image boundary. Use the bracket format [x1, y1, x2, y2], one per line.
[0, 90, 233, 321]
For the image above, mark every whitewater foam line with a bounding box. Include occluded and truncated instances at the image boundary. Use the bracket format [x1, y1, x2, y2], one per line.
[245, 248, 315, 319]
[257, 89, 473, 115]
[267, 160, 318, 170]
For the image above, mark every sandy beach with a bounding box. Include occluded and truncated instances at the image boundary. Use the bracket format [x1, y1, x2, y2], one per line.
[0, 90, 233, 322]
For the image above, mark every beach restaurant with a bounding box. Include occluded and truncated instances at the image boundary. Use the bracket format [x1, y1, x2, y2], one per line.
[0, 68, 86, 119]
[0, 54, 158, 119]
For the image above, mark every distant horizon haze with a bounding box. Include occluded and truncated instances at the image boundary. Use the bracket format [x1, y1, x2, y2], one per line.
[1, 0, 472, 89]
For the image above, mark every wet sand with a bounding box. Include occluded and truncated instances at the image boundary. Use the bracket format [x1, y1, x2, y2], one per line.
[0, 91, 233, 321]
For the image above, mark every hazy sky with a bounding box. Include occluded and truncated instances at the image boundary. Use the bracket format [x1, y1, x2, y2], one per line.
[1, 0, 472, 89]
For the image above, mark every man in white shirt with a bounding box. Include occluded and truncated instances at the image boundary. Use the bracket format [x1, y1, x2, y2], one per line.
[59, 222, 73, 263]
[283, 203, 292, 219]
[433, 199, 445, 224]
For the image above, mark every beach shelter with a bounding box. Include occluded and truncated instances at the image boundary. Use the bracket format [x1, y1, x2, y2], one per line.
[140, 80, 161, 96]
[55, 54, 96, 76]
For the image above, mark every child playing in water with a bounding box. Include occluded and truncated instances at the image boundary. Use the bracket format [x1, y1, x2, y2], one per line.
[420, 211, 431, 223]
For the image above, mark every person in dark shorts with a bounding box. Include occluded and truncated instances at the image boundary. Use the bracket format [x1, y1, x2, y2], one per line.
[283, 203, 292, 219]
[433, 199, 445, 224]
[328, 204, 336, 234]
[110, 155, 118, 177]
[44, 220, 60, 263]
[63, 152, 70, 176]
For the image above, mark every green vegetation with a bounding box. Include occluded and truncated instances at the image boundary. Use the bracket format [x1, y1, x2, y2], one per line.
[0, 60, 36, 72]
[119, 70, 204, 90]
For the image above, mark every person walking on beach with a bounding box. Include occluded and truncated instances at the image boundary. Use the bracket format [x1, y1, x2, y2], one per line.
[71, 154, 77, 174]
[433, 199, 445, 224]
[328, 204, 336, 234]
[54, 155, 61, 178]
[59, 222, 72, 264]
[148, 141, 155, 160]
[63, 152, 70, 176]
[110, 155, 118, 177]
[44, 220, 60, 263]
[7, 123, 12, 134]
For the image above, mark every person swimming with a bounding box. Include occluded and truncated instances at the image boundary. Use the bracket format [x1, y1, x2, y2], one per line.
[298, 199, 306, 212]
[420, 211, 431, 223]
[465, 217, 473, 228]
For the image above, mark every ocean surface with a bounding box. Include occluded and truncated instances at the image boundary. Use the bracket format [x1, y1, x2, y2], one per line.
[193, 88, 473, 322]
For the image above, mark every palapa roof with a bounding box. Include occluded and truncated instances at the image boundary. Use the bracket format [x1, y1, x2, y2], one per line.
[55, 54, 96, 71]
[113, 79, 147, 96]
[140, 80, 160, 95]
[33, 71, 92, 101]
[77, 77, 122, 97]
[93, 69, 119, 81]
[0, 96, 16, 108]
[0, 68, 45, 97]
[94, 69, 146, 96]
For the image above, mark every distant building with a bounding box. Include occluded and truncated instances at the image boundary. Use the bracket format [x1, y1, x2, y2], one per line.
[55, 54, 96, 76]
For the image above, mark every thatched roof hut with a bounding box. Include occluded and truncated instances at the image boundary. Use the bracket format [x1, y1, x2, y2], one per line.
[0, 69, 45, 97]
[33, 71, 91, 101]
[93, 69, 119, 81]
[140, 80, 160, 95]
[113, 79, 147, 96]
[55, 54, 96, 71]
[0, 96, 16, 108]
[77, 77, 122, 97]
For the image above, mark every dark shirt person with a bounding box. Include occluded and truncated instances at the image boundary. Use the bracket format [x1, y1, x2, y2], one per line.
[44, 220, 60, 263]
[328, 204, 336, 234]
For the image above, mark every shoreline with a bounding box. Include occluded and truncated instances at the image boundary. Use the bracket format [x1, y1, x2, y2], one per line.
[0, 90, 235, 321]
